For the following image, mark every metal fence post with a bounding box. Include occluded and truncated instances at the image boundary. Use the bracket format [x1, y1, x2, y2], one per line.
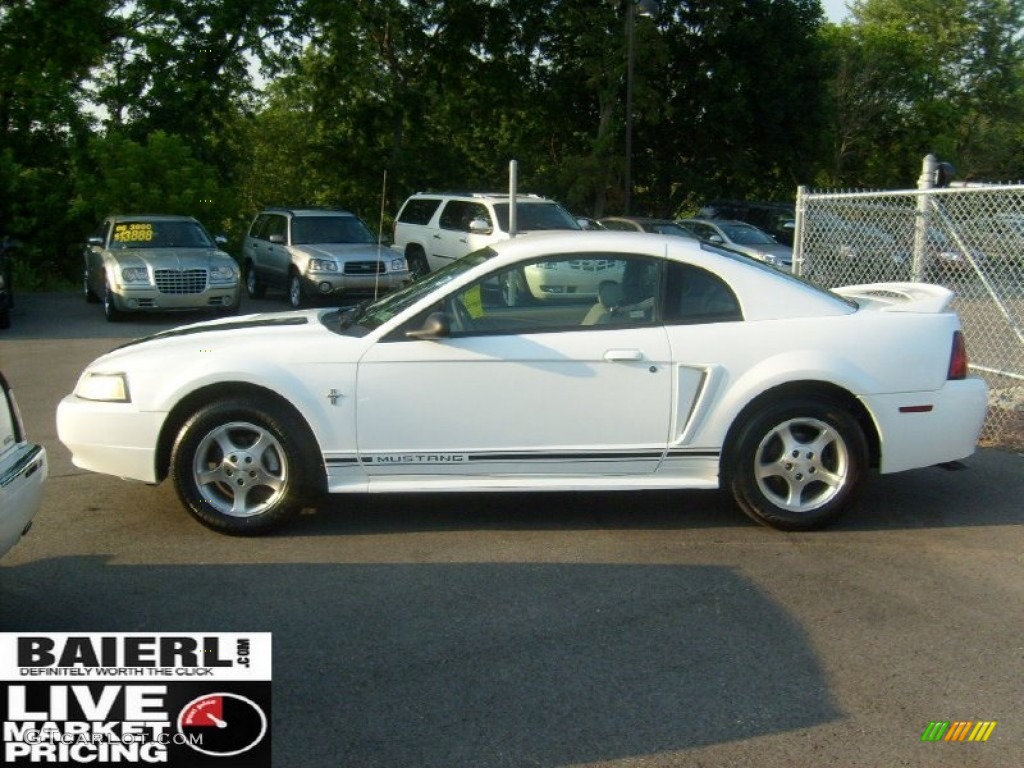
[912, 154, 937, 282]
[793, 186, 807, 277]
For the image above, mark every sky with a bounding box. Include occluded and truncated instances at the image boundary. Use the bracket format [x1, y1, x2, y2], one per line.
[821, 0, 851, 23]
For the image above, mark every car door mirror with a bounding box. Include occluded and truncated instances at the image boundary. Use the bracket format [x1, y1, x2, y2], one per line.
[215, 235, 229, 247]
[268, 234, 285, 245]
[405, 311, 451, 340]
[709, 234, 725, 244]
[468, 218, 492, 235]
[87, 236, 104, 247]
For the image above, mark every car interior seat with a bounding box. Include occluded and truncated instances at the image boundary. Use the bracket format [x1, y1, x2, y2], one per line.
[581, 280, 624, 325]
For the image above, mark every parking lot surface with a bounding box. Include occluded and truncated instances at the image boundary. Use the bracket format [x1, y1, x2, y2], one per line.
[2, 292, 1022, 767]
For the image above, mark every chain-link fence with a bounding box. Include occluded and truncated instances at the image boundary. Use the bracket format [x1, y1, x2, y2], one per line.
[793, 183, 1024, 450]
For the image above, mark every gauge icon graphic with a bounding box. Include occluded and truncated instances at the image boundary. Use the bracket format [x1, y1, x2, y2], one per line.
[177, 692, 268, 757]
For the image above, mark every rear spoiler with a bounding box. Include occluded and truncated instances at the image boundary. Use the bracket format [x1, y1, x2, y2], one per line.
[831, 282, 955, 313]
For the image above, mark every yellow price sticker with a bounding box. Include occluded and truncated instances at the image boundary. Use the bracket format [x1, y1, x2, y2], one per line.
[112, 223, 154, 243]
[463, 285, 485, 318]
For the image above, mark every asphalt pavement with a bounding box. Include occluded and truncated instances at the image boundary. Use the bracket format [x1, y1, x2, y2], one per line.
[1, 292, 1022, 768]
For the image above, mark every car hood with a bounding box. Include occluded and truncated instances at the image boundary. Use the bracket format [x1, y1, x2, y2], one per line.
[110, 248, 232, 269]
[292, 243, 387, 259]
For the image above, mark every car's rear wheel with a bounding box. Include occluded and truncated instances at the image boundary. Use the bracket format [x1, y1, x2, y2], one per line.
[245, 261, 266, 299]
[84, 268, 100, 303]
[728, 396, 868, 531]
[102, 280, 122, 322]
[169, 397, 320, 535]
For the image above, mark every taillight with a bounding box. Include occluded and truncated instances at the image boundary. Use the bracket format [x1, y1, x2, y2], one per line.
[948, 330, 968, 380]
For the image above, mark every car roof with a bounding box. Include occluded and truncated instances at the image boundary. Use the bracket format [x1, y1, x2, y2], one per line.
[406, 192, 552, 203]
[261, 208, 356, 217]
[108, 214, 198, 222]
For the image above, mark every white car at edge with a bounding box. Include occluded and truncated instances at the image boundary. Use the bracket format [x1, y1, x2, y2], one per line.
[56, 231, 988, 536]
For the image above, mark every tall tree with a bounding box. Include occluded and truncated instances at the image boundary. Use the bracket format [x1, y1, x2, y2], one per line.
[823, 0, 1024, 185]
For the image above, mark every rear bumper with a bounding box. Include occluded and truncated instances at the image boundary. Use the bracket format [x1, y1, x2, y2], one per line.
[863, 377, 989, 474]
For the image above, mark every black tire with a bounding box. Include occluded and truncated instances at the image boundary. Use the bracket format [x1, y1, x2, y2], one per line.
[169, 397, 321, 535]
[84, 266, 100, 303]
[244, 261, 266, 299]
[0, 306, 9, 330]
[727, 396, 868, 531]
[103, 281, 122, 322]
[288, 272, 306, 308]
[407, 248, 430, 280]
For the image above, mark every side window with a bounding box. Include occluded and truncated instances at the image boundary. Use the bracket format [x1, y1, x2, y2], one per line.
[249, 215, 269, 240]
[91, 221, 112, 246]
[434, 254, 658, 336]
[398, 198, 441, 225]
[264, 215, 287, 242]
[439, 201, 489, 232]
[663, 262, 742, 325]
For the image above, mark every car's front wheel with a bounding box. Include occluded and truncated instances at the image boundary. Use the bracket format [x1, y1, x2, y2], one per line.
[288, 273, 306, 308]
[728, 396, 868, 531]
[245, 261, 266, 299]
[102, 280, 122, 322]
[169, 397, 321, 535]
[407, 248, 430, 280]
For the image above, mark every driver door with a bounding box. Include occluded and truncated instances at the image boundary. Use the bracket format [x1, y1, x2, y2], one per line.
[354, 253, 672, 482]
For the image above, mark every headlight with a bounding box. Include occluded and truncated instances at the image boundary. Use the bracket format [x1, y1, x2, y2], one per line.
[120, 267, 150, 284]
[308, 258, 338, 272]
[391, 258, 408, 272]
[76, 372, 131, 403]
[209, 263, 238, 283]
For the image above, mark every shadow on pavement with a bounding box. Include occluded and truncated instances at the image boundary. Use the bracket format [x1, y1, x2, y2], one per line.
[1, 557, 839, 768]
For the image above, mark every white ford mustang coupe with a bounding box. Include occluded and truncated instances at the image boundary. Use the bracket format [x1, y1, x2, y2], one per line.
[57, 232, 988, 535]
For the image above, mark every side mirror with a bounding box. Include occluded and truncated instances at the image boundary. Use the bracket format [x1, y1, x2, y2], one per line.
[268, 233, 286, 245]
[468, 218, 492, 235]
[87, 236, 104, 247]
[709, 234, 725, 244]
[405, 311, 451, 340]
[215, 235, 229, 247]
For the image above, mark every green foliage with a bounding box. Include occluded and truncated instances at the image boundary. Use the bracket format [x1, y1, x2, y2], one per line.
[2, 0, 1024, 288]
[72, 131, 236, 237]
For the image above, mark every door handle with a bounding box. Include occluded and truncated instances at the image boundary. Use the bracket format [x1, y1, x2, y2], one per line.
[604, 349, 644, 362]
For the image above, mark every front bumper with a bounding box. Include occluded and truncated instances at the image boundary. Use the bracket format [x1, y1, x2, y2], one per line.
[304, 271, 411, 297]
[57, 395, 165, 483]
[111, 284, 240, 312]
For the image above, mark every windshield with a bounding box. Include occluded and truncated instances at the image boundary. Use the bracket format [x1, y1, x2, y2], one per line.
[336, 248, 498, 333]
[720, 224, 776, 245]
[651, 222, 698, 238]
[493, 202, 580, 232]
[292, 215, 376, 245]
[110, 220, 213, 249]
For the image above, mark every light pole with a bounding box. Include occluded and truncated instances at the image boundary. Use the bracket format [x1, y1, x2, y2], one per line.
[624, 0, 658, 215]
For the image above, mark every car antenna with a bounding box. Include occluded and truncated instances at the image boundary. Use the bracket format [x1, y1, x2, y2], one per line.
[375, 169, 387, 299]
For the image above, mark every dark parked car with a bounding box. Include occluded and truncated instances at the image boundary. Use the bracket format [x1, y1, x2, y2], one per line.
[0, 236, 16, 330]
